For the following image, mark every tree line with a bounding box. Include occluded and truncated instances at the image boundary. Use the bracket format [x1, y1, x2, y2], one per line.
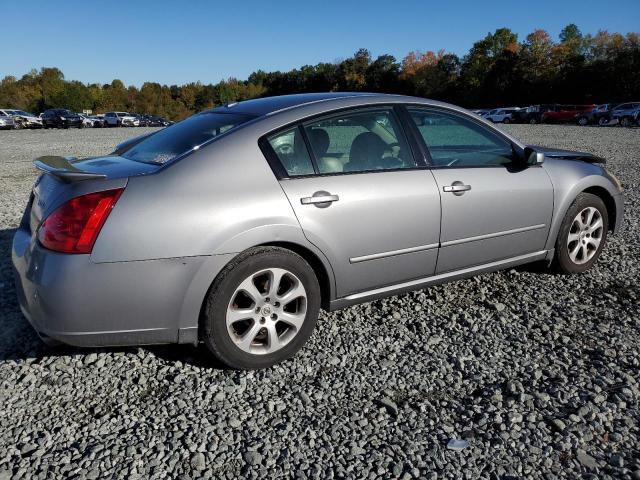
[0, 25, 638, 120]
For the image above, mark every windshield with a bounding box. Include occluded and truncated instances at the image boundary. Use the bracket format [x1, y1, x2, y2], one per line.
[122, 112, 255, 164]
[10, 110, 32, 116]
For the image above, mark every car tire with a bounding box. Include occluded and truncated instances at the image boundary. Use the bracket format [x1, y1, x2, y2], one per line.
[529, 118, 537, 125]
[598, 117, 609, 126]
[503, 118, 510, 124]
[202, 246, 321, 369]
[577, 116, 588, 126]
[620, 117, 631, 127]
[552, 193, 608, 274]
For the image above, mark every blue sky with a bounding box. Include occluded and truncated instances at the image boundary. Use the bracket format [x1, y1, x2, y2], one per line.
[2, 0, 639, 86]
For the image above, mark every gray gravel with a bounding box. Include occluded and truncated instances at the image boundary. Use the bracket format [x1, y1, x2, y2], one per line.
[0, 125, 639, 479]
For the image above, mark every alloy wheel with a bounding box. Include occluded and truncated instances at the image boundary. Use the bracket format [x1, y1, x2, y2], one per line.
[567, 207, 604, 264]
[226, 268, 307, 355]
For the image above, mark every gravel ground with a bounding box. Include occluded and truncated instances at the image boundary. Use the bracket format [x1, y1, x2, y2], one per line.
[0, 126, 638, 479]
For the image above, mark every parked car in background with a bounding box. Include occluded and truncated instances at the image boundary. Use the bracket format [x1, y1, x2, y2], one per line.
[130, 114, 148, 127]
[541, 104, 595, 124]
[471, 109, 490, 116]
[512, 104, 556, 124]
[12, 93, 623, 369]
[77, 114, 96, 128]
[144, 115, 173, 127]
[41, 109, 83, 129]
[1, 109, 43, 129]
[0, 110, 16, 129]
[87, 115, 106, 128]
[609, 102, 640, 127]
[482, 108, 520, 123]
[104, 112, 140, 127]
[575, 104, 612, 126]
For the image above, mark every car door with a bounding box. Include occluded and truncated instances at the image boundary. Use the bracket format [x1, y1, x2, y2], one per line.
[406, 106, 553, 273]
[264, 106, 441, 297]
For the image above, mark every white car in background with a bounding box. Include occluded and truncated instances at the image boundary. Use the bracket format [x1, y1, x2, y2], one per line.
[482, 108, 520, 124]
[0, 110, 16, 129]
[103, 111, 140, 127]
[1, 109, 42, 129]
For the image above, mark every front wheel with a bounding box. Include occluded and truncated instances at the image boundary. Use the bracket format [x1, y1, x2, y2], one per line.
[620, 117, 631, 127]
[553, 193, 608, 273]
[202, 247, 321, 369]
[503, 117, 510, 124]
[577, 116, 588, 126]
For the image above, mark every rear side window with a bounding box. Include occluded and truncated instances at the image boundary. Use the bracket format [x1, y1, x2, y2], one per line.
[302, 108, 415, 174]
[267, 127, 315, 177]
[409, 108, 513, 167]
[122, 112, 254, 164]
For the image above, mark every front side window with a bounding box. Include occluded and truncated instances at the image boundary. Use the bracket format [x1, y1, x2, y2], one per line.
[122, 112, 254, 164]
[302, 108, 415, 174]
[267, 127, 315, 177]
[408, 108, 514, 167]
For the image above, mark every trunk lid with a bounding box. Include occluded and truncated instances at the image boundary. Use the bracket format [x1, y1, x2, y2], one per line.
[29, 155, 157, 234]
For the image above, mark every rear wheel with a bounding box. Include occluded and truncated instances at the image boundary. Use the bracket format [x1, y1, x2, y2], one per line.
[202, 247, 321, 369]
[598, 117, 609, 126]
[553, 193, 608, 273]
[503, 117, 510, 124]
[577, 116, 588, 126]
[620, 117, 631, 127]
[529, 117, 538, 125]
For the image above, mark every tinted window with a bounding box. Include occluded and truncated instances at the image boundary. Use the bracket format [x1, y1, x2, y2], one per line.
[409, 108, 514, 167]
[122, 112, 254, 164]
[267, 127, 315, 177]
[303, 108, 414, 174]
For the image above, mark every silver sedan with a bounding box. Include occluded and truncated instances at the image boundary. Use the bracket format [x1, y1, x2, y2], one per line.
[12, 93, 623, 369]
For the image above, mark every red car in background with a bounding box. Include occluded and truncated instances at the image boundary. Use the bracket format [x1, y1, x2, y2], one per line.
[541, 104, 596, 123]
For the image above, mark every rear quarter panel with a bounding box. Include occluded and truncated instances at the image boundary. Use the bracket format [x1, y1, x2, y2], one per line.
[92, 132, 303, 262]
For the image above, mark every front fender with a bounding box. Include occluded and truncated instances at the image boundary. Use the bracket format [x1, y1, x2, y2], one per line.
[543, 159, 623, 251]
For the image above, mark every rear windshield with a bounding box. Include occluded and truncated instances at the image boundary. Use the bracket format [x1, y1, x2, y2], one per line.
[122, 112, 255, 164]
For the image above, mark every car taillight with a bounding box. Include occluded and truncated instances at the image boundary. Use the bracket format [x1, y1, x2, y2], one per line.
[37, 188, 124, 254]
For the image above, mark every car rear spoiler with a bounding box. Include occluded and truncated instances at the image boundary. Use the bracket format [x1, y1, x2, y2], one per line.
[33, 156, 107, 182]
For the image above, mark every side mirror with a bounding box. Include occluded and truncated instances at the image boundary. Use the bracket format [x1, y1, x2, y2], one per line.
[524, 147, 545, 165]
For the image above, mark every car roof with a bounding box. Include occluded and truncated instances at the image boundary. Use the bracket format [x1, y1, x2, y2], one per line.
[206, 92, 409, 116]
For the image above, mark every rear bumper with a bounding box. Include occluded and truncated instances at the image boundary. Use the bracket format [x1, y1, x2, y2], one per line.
[12, 227, 213, 348]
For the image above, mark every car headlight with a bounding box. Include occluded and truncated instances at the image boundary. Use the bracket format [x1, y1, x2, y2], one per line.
[60, 117, 66, 120]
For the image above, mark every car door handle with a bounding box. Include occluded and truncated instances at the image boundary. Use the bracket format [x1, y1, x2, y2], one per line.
[300, 191, 339, 208]
[443, 183, 471, 196]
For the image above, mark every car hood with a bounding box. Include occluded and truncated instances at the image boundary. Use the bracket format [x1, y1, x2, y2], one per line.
[530, 145, 606, 164]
